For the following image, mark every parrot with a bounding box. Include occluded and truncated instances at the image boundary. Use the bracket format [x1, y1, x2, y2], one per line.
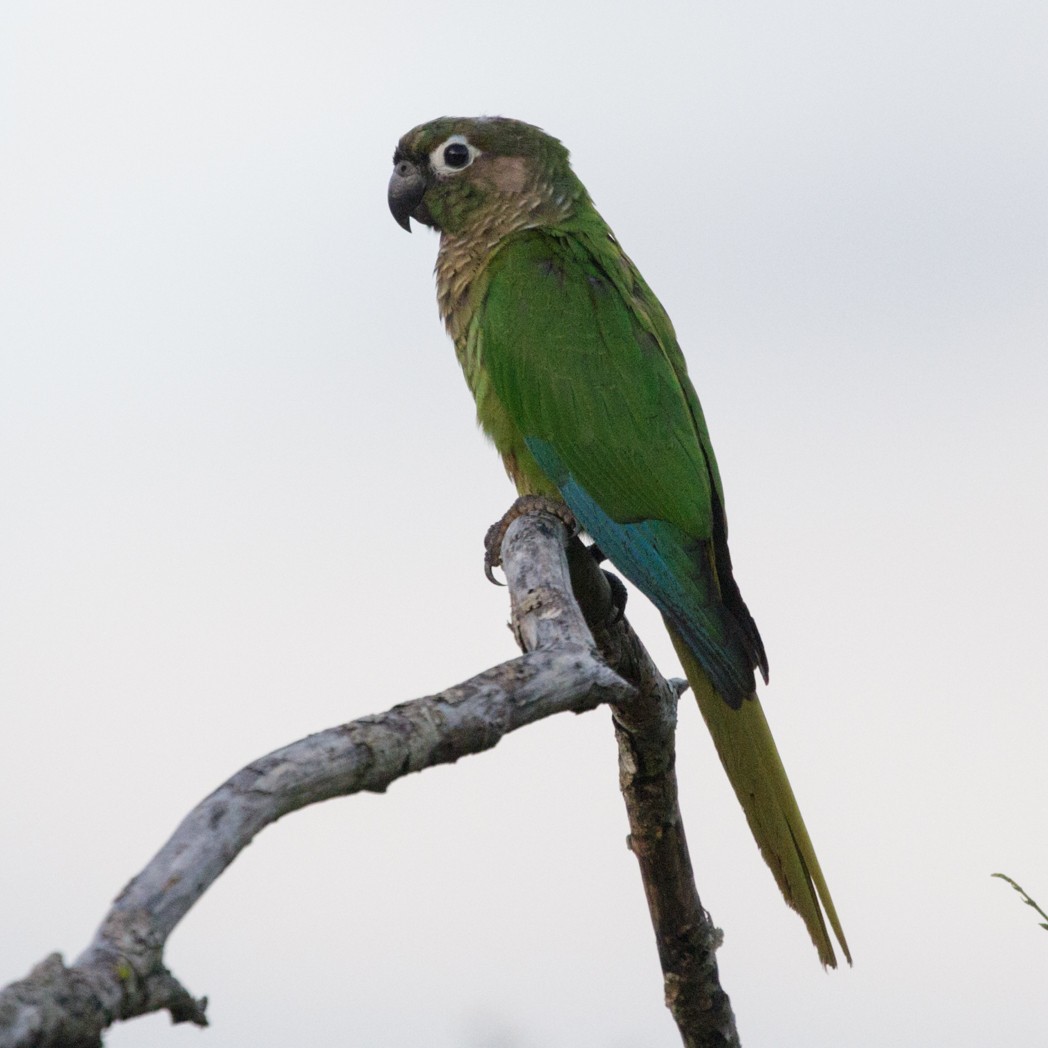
[387, 115, 849, 968]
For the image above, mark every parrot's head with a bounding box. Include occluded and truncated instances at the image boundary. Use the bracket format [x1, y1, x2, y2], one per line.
[388, 116, 587, 237]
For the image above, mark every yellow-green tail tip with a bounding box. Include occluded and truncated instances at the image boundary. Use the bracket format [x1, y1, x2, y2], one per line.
[669, 629, 850, 968]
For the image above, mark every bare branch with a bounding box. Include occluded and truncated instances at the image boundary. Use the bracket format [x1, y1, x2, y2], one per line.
[556, 538, 741, 1048]
[1, 509, 739, 1047]
[0, 513, 633, 1048]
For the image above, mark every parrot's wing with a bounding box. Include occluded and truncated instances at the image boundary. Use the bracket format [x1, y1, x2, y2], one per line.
[479, 228, 764, 705]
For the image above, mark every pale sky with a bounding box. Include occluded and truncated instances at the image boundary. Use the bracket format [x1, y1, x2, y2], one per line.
[2, 3, 1046, 1046]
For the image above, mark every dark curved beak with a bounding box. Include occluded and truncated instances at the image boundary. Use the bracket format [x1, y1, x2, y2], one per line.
[388, 159, 426, 232]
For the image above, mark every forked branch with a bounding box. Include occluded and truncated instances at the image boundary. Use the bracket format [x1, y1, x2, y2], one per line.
[0, 511, 737, 1048]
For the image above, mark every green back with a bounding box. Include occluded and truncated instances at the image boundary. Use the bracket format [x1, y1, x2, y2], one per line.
[474, 223, 766, 704]
[479, 224, 724, 540]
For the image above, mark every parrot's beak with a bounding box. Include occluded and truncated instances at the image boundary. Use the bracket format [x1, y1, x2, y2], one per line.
[388, 159, 426, 232]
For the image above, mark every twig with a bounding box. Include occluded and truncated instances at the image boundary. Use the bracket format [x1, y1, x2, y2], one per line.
[992, 873, 1048, 932]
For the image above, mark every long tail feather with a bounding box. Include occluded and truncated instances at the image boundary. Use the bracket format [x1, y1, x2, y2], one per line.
[668, 626, 851, 967]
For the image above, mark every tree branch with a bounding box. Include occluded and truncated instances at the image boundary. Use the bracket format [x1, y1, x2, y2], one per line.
[0, 510, 738, 1048]
[559, 538, 740, 1048]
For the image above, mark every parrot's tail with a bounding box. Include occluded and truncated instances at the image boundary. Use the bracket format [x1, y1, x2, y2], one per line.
[668, 627, 851, 968]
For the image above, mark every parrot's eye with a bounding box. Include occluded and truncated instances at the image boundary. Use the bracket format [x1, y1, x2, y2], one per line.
[443, 142, 470, 168]
[430, 135, 480, 175]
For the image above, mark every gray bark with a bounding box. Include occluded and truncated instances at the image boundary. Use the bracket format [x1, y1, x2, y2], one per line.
[0, 510, 737, 1048]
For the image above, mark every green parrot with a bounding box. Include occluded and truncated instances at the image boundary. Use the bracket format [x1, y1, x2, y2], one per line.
[388, 116, 850, 968]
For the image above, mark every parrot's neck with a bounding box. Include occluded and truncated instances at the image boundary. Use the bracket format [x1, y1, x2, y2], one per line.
[435, 192, 572, 343]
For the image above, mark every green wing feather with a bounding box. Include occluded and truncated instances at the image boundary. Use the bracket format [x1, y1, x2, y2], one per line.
[471, 225, 850, 966]
[480, 226, 717, 536]
[476, 226, 765, 702]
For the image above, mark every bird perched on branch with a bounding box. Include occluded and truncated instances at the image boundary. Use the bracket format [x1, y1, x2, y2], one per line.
[388, 115, 849, 967]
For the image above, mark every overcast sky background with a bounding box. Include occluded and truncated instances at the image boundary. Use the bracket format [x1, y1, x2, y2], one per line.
[2, 3, 1046, 1046]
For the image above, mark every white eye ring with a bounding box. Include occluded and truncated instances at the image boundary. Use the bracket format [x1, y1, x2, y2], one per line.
[430, 134, 481, 175]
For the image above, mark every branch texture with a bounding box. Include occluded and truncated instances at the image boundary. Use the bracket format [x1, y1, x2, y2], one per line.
[0, 514, 632, 1048]
[0, 510, 738, 1048]
[561, 539, 740, 1047]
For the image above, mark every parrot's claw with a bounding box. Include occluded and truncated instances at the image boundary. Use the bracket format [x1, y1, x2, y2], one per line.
[586, 542, 626, 622]
[602, 569, 628, 623]
[483, 543, 506, 585]
[484, 496, 578, 584]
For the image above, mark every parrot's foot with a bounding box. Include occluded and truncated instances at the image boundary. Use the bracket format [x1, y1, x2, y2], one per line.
[585, 542, 627, 622]
[602, 569, 629, 624]
[484, 496, 578, 584]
